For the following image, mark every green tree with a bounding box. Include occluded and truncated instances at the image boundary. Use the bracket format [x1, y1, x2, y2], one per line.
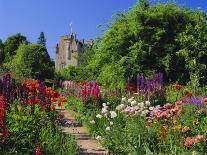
[37, 32, 46, 47]
[6, 44, 54, 82]
[0, 39, 4, 64]
[84, 1, 207, 89]
[4, 33, 28, 62]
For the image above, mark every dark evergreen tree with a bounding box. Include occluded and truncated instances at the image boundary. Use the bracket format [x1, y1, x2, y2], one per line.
[37, 32, 46, 47]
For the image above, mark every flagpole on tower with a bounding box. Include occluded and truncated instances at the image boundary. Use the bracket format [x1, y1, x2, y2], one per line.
[70, 21, 73, 34]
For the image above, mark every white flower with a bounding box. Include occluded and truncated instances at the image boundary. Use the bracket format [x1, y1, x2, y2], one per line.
[145, 101, 150, 106]
[96, 114, 102, 119]
[116, 104, 125, 111]
[101, 107, 108, 114]
[96, 135, 102, 140]
[110, 111, 117, 118]
[141, 110, 149, 116]
[121, 97, 126, 103]
[90, 120, 95, 124]
[130, 100, 137, 106]
[107, 102, 110, 105]
[128, 97, 134, 103]
[149, 106, 154, 111]
[110, 121, 113, 125]
[106, 126, 110, 131]
[138, 102, 144, 108]
[102, 103, 107, 107]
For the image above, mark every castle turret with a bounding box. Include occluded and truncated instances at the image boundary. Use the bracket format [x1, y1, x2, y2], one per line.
[55, 33, 84, 71]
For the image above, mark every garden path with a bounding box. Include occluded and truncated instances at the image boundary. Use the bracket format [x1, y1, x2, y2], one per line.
[55, 105, 108, 155]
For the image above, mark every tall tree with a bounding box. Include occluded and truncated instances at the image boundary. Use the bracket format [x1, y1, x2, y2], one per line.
[37, 32, 46, 47]
[4, 33, 28, 62]
[84, 2, 207, 88]
[0, 39, 4, 64]
[6, 44, 54, 82]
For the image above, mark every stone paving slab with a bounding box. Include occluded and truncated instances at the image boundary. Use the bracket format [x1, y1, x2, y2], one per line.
[55, 105, 108, 155]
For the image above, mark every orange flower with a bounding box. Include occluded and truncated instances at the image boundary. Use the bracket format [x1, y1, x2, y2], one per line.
[35, 83, 40, 90]
[59, 97, 67, 103]
[160, 131, 167, 137]
[185, 92, 193, 97]
[46, 87, 52, 94]
[28, 85, 33, 91]
[175, 84, 182, 91]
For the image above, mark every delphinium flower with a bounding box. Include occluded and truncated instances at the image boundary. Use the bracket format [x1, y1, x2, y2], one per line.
[135, 72, 164, 101]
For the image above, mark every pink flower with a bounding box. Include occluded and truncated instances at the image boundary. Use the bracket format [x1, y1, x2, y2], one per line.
[163, 103, 173, 109]
[182, 126, 189, 133]
[184, 137, 198, 147]
[197, 134, 203, 141]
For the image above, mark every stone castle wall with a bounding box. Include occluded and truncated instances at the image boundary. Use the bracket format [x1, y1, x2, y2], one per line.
[55, 33, 84, 71]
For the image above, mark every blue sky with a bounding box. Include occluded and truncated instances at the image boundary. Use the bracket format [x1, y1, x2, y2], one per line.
[0, 0, 207, 59]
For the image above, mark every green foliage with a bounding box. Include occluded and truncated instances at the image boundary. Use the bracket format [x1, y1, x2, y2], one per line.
[37, 32, 46, 47]
[0, 39, 4, 64]
[72, 1, 207, 89]
[59, 66, 93, 81]
[3, 104, 77, 154]
[5, 44, 54, 82]
[3, 33, 28, 62]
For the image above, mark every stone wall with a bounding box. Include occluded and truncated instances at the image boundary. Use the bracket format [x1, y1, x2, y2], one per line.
[55, 33, 84, 71]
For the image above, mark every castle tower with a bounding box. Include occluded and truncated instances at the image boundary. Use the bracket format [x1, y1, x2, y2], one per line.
[55, 33, 84, 71]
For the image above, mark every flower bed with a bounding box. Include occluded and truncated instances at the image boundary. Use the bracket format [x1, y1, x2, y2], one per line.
[0, 73, 77, 154]
[62, 75, 207, 154]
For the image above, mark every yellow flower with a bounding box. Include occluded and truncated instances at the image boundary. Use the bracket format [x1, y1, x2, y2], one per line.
[178, 124, 182, 129]
[173, 119, 177, 124]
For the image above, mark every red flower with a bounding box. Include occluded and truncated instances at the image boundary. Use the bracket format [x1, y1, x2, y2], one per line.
[145, 120, 152, 127]
[58, 114, 64, 119]
[175, 84, 182, 91]
[57, 102, 61, 107]
[50, 106, 55, 112]
[36, 145, 42, 155]
[51, 90, 60, 98]
[59, 97, 67, 103]
[185, 92, 193, 97]
[34, 98, 40, 104]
